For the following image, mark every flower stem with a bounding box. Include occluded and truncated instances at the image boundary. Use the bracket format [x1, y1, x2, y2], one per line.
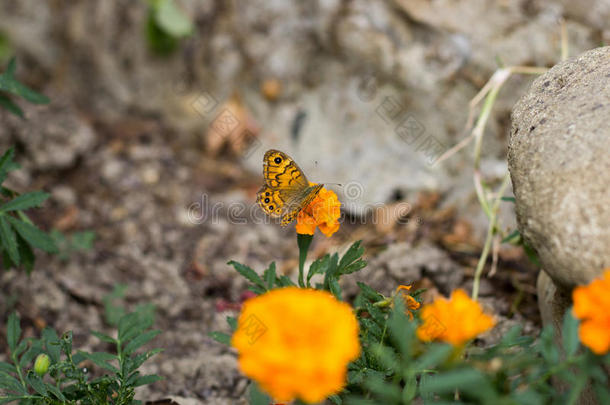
[297, 233, 313, 287]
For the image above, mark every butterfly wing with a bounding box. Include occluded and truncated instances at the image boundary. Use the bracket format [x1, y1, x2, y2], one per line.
[279, 184, 323, 225]
[256, 185, 284, 218]
[263, 149, 309, 190]
[257, 150, 322, 226]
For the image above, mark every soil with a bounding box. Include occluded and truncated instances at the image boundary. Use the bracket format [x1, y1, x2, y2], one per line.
[1, 0, 598, 403]
[0, 123, 538, 403]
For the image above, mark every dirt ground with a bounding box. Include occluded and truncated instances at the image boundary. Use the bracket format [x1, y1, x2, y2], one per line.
[0, 119, 539, 403]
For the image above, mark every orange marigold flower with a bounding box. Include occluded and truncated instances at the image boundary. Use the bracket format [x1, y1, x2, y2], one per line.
[416, 289, 495, 346]
[296, 185, 341, 237]
[395, 284, 421, 319]
[572, 269, 610, 355]
[231, 287, 360, 403]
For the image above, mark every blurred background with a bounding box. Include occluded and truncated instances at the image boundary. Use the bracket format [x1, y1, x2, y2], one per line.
[0, 0, 608, 403]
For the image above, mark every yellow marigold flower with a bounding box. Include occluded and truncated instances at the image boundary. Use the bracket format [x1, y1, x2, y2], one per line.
[296, 185, 341, 237]
[231, 287, 360, 403]
[572, 269, 610, 355]
[395, 284, 421, 319]
[416, 289, 495, 346]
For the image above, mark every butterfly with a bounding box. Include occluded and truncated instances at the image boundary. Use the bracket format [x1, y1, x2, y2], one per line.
[256, 149, 323, 226]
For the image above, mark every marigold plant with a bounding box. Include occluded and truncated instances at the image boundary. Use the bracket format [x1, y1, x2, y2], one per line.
[395, 284, 421, 319]
[417, 289, 495, 346]
[296, 185, 341, 237]
[231, 287, 360, 403]
[572, 269, 610, 355]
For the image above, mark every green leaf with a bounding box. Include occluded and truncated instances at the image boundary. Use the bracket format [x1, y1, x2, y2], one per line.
[4, 58, 16, 77]
[501, 229, 520, 244]
[338, 241, 364, 272]
[133, 374, 162, 387]
[145, 10, 179, 55]
[103, 283, 128, 326]
[388, 298, 414, 358]
[364, 301, 387, 326]
[323, 253, 339, 290]
[307, 254, 329, 286]
[0, 191, 49, 212]
[357, 282, 383, 302]
[25, 371, 47, 396]
[562, 309, 579, 356]
[370, 344, 399, 371]
[12, 340, 27, 358]
[91, 330, 116, 344]
[16, 234, 34, 274]
[123, 330, 161, 355]
[0, 93, 23, 118]
[277, 275, 296, 287]
[343, 397, 376, 405]
[420, 368, 496, 400]
[360, 317, 384, 341]
[593, 381, 610, 404]
[0, 216, 19, 265]
[0, 59, 49, 104]
[6, 312, 20, 353]
[226, 316, 237, 331]
[414, 343, 452, 371]
[5, 215, 57, 253]
[117, 312, 140, 341]
[342, 259, 367, 275]
[154, 0, 193, 37]
[329, 278, 342, 300]
[130, 348, 163, 371]
[0, 361, 16, 374]
[0, 148, 18, 182]
[19, 340, 42, 368]
[0, 371, 27, 395]
[402, 373, 417, 403]
[501, 196, 516, 203]
[70, 231, 96, 251]
[78, 352, 118, 373]
[248, 382, 271, 405]
[0, 396, 30, 404]
[538, 325, 559, 363]
[523, 241, 540, 267]
[208, 331, 231, 345]
[121, 321, 151, 343]
[41, 328, 60, 363]
[247, 285, 266, 295]
[363, 374, 402, 403]
[263, 262, 276, 290]
[565, 374, 587, 405]
[227, 260, 266, 290]
[44, 382, 66, 401]
[511, 389, 545, 405]
[297, 233, 313, 287]
[59, 331, 73, 357]
[500, 325, 523, 346]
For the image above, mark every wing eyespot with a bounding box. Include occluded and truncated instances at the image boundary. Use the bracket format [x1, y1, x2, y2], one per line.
[274, 157, 282, 164]
[264, 198, 270, 203]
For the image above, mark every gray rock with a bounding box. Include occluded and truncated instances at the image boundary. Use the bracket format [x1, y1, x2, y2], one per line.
[6, 100, 96, 171]
[508, 46, 610, 289]
[352, 242, 463, 295]
[510, 47, 610, 405]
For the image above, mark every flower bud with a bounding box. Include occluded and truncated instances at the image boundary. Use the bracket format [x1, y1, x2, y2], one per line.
[34, 354, 50, 376]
